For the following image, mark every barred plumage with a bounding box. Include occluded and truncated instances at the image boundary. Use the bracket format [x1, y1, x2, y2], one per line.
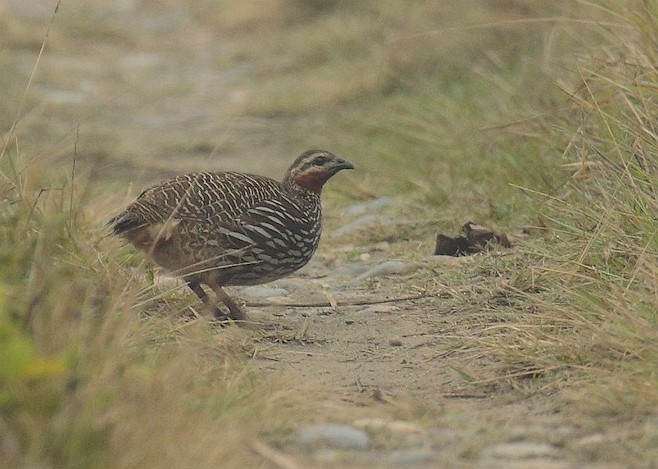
[109, 149, 354, 322]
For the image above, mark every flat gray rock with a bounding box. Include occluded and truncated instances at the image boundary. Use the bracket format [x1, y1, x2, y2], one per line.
[350, 260, 418, 285]
[329, 265, 371, 277]
[486, 441, 559, 460]
[240, 286, 289, 298]
[297, 423, 370, 450]
[387, 449, 439, 466]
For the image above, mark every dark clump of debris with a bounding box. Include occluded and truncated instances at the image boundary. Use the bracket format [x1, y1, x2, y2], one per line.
[434, 222, 511, 256]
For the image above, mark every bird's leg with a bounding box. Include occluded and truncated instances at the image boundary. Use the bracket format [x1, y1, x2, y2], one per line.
[207, 280, 247, 322]
[186, 279, 229, 322]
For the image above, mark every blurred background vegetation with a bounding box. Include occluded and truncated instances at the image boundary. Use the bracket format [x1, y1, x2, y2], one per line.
[1, 0, 657, 466]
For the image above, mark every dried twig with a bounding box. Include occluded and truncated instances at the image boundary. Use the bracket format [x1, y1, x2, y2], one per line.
[245, 292, 430, 309]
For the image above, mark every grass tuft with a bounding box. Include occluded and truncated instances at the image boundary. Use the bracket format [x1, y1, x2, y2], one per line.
[462, 0, 658, 419]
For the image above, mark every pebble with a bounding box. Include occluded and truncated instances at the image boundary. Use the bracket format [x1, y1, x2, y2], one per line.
[350, 260, 419, 285]
[312, 449, 379, 465]
[329, 265, 371, 277]
[479, 459, 571, 469]
[269, 278, 309, 291]
[369, 241, 391, 251]
[240, 286, 289, 298]
[387, 449, 439, 467]
[508, 424, 575, 446]
[573, 433, 605, 447]
[485, 441, 559, 460]
[330, 214, 394, 237]
[297, 423, 370, 450]
[352, 418, 423, 434]
[572, 433, 607, 455]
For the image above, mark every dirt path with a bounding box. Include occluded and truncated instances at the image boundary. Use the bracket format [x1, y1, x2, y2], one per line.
[240, 239, 596, 467]
[6, 2, 623, 466]
[7, 0, 291, 187]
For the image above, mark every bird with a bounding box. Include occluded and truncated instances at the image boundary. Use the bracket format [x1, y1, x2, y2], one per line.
[108, 149, 354, 323]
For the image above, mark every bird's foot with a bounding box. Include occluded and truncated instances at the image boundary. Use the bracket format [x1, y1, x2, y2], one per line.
[211, 307, 231, 325]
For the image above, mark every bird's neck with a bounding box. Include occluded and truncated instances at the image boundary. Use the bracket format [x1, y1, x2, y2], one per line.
[284, 174, 325, 196]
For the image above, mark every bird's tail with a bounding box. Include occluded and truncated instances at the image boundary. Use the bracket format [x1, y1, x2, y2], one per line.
[106, 211, 142, 236]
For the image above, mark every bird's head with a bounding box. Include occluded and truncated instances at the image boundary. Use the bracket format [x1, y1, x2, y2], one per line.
[284, 149, 354, 194]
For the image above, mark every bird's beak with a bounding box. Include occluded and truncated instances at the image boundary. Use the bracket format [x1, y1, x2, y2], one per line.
[333, 158, 355, 171]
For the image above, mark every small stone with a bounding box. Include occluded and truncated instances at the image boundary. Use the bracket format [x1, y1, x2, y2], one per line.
[507, 424, 574, 446]
[330, 265, 371, 277]
[352, 418, 423, 434]
[388, 449, 438, 467]
[572, 433, 606, 451]
[297, 423, 370, 450]
[389, 339, 403, 347]
[350, 260, 418, 285]
[487, 441, 558, 460]
[313, 449, 379, 464]
[481, 459, 570, 469]
[270, 278, 309, 291]
[574, 433, 605, 445]
[370, 241, 391, 252]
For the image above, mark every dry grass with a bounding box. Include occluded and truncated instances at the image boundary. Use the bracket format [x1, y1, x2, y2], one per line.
[446, 0, 658, 422]
[223, 0, 588, 117]
[3, 0, 658, 466]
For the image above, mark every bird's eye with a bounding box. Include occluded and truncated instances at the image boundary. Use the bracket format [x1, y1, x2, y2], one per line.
[312, 155, 328, 166]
